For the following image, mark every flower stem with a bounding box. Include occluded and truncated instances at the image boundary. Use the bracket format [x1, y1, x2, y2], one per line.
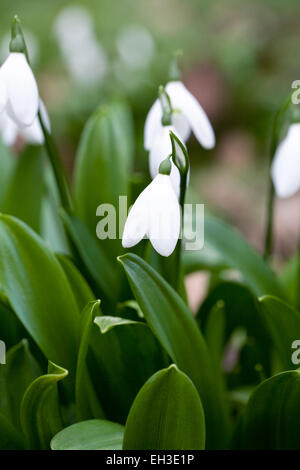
[38, 110, 73, 213]
[263, 93, 292, 259]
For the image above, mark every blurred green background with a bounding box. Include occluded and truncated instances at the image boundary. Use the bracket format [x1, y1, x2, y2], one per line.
[1, 0, 299, 261]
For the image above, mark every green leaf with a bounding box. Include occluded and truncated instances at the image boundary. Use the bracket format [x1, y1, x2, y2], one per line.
[90, 315, 169, 423]
[2, 146, 44, 232]
[0, 339, 41, 430]
[118, 253, 229, 449]
[183, 215, 285, 298]
[258, 295, 300, 370]
[60, 210, 118, 309]
[0, 297, 25, 348]
[123, 365, 205, 450]
[51, 419, 124, 450]
[20, 361, 68, 449]
[237, 370, 300, 449]
[74, 102, 134, 238]
[0, 412, 26, 450]
[56, 253, 95, 312]
[75, 301, 105, 421]
[0, 215, 79, 376]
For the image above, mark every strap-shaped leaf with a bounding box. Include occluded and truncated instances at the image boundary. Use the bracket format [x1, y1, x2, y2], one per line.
[0, 339, 41, 430]
[20, 361, 68, 449]
[0, 138, 14, 206]
[2, 146, 44, 233]
[123, 365, 205, 450]
[60, 210, 118, 309]
[90, 315, 169, 423]
[0, 412, 26, 450]
[0, 215, 79, 376]
[56, 253, 95, 312]
[75, 300, 105, 421]
[118, 253, 229, 449]
[236, 370, 300, 449]
[51, 419, 124, 450]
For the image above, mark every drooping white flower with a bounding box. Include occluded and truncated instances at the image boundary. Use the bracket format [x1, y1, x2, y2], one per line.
[0, 99, 50, 146]
[122, 173, 181, 257]
[144, 80, 215, 151]
[271, 123, 300, 198]
[149, 125, 188, 197]
[0, 52, 39, 127]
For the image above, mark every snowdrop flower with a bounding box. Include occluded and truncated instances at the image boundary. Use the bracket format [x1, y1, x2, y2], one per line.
[0, 17, 39, 127]
[144, 80, 215, 152]
[271, 123, 300, 198]
[116, 25, 155, 70]
[0, 99, 50, 146]
[122, 158, 181, 257]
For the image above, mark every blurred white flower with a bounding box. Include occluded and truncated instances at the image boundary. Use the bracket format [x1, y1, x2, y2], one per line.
[144, 80, 215, 151]
[116, 25, 155, 69]
[122, 173, 180, 257]
[53, 5, 108, 86]
[0, 99, 50, 146]
[0, 52, 39, 127]
[271, 123, 300, 198]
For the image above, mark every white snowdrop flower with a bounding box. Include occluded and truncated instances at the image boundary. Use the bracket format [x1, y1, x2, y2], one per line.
[116, 25, 155, 70]
[0, 111, 18, 146]
[122, 171, 181, 257]
[271, 123, 300, 198]
[144, 80, 215, 151]
[53, 6, 108, 87]
[0, 52, 39, 127]
[149, 125, 189, 198]
[0, 99, 50, 146]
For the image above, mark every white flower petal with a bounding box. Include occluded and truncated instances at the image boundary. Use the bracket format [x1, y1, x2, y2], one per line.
[144, 98, 162, 150]
[0, 110, 18, 146]
[148, 124, 183, 197]
[20, 99, 50, 145]
[172, 111, 191, 142]
[166, 80, 215, 149]
[147, 174, 181, 256]
[0, 53, 39, 127]
[0, 79, 7, 112]
[271, 123, 300, 198]
[122, 185, 152, 248]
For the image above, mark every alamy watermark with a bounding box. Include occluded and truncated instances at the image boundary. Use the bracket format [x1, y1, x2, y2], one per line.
[291, 340, 300, 365]
[0, 340, 6, 365]
[95, 196, 204, 251]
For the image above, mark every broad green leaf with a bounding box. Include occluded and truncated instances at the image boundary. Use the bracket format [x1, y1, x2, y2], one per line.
[183, 215, 285, 298]
[56, 253, 95, 312]
[0, 215, 79, 376]
[2, 146, 44, 232]
[123, 365, 205, 450]
[118, 253, 229, 449]
[90, 315, 169, 423]
[75, 301, 105, 421]
[0, 297, 25, 348]
[237, 370, 300, 449]
[51, 419, 124, 450]
[0, 412, 26, 450]
[40, 168, 69, 254]
[0, 139, 14, 206]
[0, 339, 41, 430]
[20, 361, 68, 449]
[258, 295, 300, 370]
[74, 102, 134, 239]
[60, 210, 118, 309]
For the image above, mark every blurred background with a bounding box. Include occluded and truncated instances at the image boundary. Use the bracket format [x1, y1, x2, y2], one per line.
[0, 0, 300, 269]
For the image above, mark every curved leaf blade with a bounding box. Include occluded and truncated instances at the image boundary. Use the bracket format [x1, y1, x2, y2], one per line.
[123, 365, 205, 450]
[51, 419, 124, 450]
